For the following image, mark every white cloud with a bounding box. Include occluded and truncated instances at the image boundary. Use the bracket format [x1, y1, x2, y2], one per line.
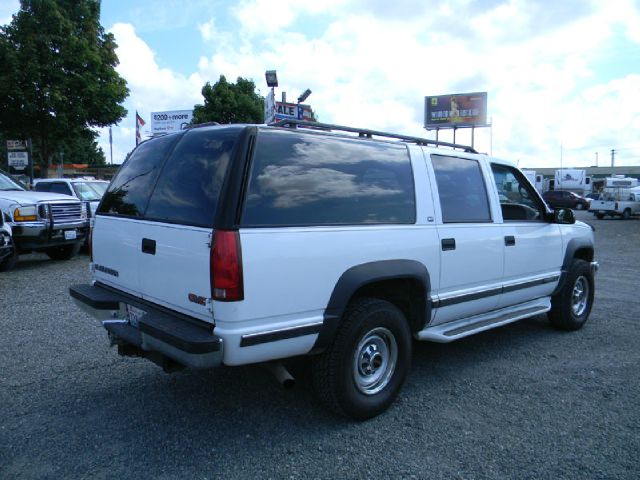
[93, 1, 640, 168]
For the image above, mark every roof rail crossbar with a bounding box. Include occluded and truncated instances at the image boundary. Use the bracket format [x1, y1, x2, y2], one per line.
[271, 119, 477, 153]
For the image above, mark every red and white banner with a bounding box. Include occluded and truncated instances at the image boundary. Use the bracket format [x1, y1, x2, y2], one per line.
[136, 111, 146, 145]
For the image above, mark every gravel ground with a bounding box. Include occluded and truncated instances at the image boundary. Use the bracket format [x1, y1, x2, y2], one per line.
[1, 211, 639, 479]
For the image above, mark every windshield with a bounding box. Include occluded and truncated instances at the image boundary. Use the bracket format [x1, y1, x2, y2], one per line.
[89, 182, 108, 196]
[72, 182, 108, 201]
[0, 171, 26, 191]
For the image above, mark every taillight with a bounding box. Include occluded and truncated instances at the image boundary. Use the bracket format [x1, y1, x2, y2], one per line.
[211, 230, 244, 301]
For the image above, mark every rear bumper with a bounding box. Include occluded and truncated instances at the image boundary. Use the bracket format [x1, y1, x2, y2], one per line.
[69, 283, 223, 369]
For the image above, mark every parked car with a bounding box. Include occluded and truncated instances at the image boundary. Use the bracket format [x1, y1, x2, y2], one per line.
[0, 213, 15, 271]
[542, 190, 591, 210]
[34, 178, 109, 216]
[0, 169, 88, 270]
[70, 120, 598, 420]
[589, 189, 640, 219]
[585, 192, 601, 201]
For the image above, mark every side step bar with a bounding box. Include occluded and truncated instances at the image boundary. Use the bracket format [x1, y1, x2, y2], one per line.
[417, 298, 551, 343]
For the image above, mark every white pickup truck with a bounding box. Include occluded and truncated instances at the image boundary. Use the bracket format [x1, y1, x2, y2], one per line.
[589, 190, 640, 219]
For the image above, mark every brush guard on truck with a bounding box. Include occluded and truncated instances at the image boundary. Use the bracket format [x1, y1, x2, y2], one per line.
[69, 283, 223, 370]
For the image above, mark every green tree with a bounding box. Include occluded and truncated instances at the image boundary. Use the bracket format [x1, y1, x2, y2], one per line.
[0, 0, 128, 171]
[192, 75, 264, 125]
[61, 129, 106, 166]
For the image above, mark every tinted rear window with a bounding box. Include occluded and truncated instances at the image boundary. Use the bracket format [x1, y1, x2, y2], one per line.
[98, 127, 239, 226]
[431, 154, 491, 223]
[144, 128, 238, 227]
[99, 134, 178, 217]
[241, 130, 415, 226]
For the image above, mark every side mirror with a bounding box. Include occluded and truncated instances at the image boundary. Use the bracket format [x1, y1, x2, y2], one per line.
[553, 207, 575, 224]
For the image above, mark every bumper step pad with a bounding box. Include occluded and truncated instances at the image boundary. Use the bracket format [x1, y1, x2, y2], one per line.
[70, 283, 222, 369]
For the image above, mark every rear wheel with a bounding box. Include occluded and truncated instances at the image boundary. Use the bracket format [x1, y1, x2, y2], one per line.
[548, 259, 594, 331]
[596, 213, 605, 219]
[45, 243, 81, 260]
[312, 298, 412, 420]
[0, 244, 19, 272]
[622, 208, 631, 220]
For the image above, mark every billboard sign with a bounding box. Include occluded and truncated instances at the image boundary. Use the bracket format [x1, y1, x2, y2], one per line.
[8, 151, 29, 170]
[264, 89, 276, 124]
[273, 102, 313, 122]
[424, 92, 487, 129]
[7, 140, 27, 150]
[151, 110, 193, 135]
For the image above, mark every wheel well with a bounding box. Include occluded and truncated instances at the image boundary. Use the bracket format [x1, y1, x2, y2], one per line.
[574, 247, 593, 263]
[350, 279, 427, 333]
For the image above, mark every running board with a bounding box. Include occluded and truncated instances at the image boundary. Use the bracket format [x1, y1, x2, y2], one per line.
[417, 298, 551, 343]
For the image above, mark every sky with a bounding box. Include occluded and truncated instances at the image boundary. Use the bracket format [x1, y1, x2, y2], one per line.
[1, 0, 640, 168]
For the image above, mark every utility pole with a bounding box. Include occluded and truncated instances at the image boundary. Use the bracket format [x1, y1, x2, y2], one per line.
[611, 149, 616, 167]
[595, 151, 598, 167]
[109, 126, 113, 165]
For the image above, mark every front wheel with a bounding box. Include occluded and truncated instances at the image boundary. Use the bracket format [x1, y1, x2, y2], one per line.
[0, 244, 19, 272]
[596, 213, 605, 219]
[312, 298, 412, 420]
[622, 208, 631, 220]
[575, 203, 584, 210]
[548, 259, 594, 331]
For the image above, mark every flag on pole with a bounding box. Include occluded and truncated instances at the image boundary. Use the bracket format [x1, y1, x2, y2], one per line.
[135, 111, 146, 145]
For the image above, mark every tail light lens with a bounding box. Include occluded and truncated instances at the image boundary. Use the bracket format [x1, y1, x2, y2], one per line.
[211, 230, 244, 301]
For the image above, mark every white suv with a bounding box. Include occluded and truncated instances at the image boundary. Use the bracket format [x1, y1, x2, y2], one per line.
[70, 121, 598, 419]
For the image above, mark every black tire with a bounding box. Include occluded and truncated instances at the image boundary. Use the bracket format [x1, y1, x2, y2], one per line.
[0, 244, 19, 272]
[548, 259, 594, 331]
[45, 242, 81, 260]
[596, 213, 605, 219]
[622, 208, 631, 220]
[311, 298, 412, 420]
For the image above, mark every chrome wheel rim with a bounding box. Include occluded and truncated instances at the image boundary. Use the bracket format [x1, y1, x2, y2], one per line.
[572, 276, 589, 317]
[353, 327, 398, 395]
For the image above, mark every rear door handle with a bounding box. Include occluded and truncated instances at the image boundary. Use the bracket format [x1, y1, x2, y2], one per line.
[505, 235, 516, 246]
[441, 238, 456, 251]
[141, 238, 156, 255]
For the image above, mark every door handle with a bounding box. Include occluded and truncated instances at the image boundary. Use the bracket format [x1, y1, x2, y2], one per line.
[141, 238, 156, 255]
[505, 235, 516, 246]
[441, 238, 456, 251]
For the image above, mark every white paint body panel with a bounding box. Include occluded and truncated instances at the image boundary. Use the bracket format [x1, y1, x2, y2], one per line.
[87, 138, 595, 368]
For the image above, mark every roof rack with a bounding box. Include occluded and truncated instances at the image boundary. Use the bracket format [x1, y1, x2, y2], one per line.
[271, 119, 477, 153]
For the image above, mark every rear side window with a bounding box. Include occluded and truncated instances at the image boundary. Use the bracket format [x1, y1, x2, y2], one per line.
[431, 154, 491, 223]
[99, 134, 178, 217]
[144, 128, 238, 227]
[34, 183, 51, 192]
[242, 130, 415, 226]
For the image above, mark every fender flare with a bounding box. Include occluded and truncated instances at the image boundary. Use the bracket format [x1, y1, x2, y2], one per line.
[312, 260, 431, 352]
[553, 237, 594, 295]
